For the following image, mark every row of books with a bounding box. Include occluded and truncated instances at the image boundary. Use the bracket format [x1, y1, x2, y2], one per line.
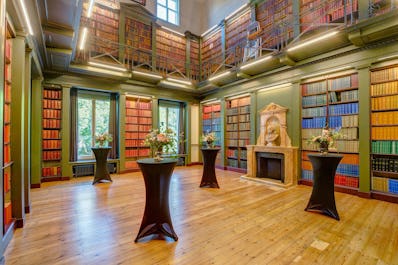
[125, 160, 138, 169]
[203, 104, 221, 113]
[228, 97, 251, 108]
[42, 140, 61, 150]
[302, 140, 359, 153]
[5, 38, 11, 61]
[42, 166, 61, 177]
[4, 105, 10, 123]
[125, 100, 151, 109]
[125, 116, 151, 124]
[372, 157, 398, 172]
[371, 81, 398, 96]
[4, 83, 11, 102]
[202, 118, 221, 126]
[329, 75, 358, 91]
[4, 172, 10, 193]
[302, 106, 326, 117]
[124, 131, 147, 139]
[302, 117, 327, 129]
[226, 115, 250, 123]
[372, 127, 398, 140]
[42, 130, 61, 139]
[371, 95, 398, 110]
[3, 145, 11, 164]
[126, 109, 151, 117]
[371, 67, 398, 83]
[336, 163, 359, 177]
[303, 152, 359, 165]
[371, 140, 398, 154]
[227, 159, 247, 169]
[43, 99, 62, 110]
[3, 125, 10, 143]
[328, 115, 359, 128]
[329, 90, 358, 103]
[371, 111, 398, 125]
[334, 175, 359, 188]
[125, 124, 152, 133]
[328, 102, 359, 115]
[302, 81, 327, 95]
[43, 89, 61, 99]
[43, 109, 61, 119]
[156, 30, 186, 44]
[203, 124, 221, 132]
[226, 139, 250, 147]
[372, 177, 398, 194]
[5, 64, 11, 82]
[42, 119, 61, 129]
[302, 94, 327, 107]
[125, 148, 150, 157]
[42, 150, 61, 161]
[202, 113, 221, 120]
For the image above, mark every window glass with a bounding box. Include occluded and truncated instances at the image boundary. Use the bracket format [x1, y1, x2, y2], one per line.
[157, 0, 179, 25]
[77, 91, 111, 159]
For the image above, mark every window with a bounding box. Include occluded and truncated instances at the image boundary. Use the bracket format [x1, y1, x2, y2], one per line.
[77, 90, 111, 159]
[157, 0, 179, 25]
[158, 100, 185, 155]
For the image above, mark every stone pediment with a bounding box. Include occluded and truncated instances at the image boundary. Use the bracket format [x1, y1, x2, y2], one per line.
[259, 103, 288, 115]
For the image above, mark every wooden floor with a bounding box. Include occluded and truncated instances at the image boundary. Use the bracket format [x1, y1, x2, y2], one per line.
[4, 165, 398, 265]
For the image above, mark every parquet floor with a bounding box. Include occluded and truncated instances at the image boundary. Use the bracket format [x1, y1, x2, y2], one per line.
[4, 165, 398, 265]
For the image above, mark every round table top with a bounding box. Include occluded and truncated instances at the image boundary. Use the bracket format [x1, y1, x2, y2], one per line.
[137, 158, 178, 165]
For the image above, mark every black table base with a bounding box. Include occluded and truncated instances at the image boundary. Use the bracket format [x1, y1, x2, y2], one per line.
[135, 158, 178, 242]
[305, 153, 343, 221]
[91, 147, 112, 185]
[200, 148, 220, 188]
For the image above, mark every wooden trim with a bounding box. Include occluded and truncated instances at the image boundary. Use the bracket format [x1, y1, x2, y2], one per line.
[25, 204, 31, 214]
[298, 179, 313, 186]
[215, 165, 224, 170]
[371, 191, 398, 204]
[15, 218, 24, 228]
[358, 191, 372, 199]
[334, 186, 358, 195]
[30, 183, 41, 189]
[41, 176, 70, 182]
[187, 162, 203, 166]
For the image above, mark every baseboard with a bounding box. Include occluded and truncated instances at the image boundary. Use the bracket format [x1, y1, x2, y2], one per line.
[371, 191, 398, 203]
[187, 162, 203, 166]
[358, 191, 371, 199]
[15, 218, 24, 228]
[30, 183, 41, 189]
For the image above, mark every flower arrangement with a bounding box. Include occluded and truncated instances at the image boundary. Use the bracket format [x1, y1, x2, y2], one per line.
[95, 132, 113, 147]
[202, 131, 217, 148]
[143, 128, 176, 155]
[308, 126, 344, 153]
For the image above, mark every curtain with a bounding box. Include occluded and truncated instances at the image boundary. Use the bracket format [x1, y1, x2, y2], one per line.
[70, 87, 78, 161]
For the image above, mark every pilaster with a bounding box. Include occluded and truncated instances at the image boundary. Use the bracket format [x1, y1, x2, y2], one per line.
[30, 78, 43, 187]
[24, 48, 32, 213]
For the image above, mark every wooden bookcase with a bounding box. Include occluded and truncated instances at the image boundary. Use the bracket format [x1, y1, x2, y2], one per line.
[41, 86, 63, 182]
[225, 10, 251, 65]
[225, 96, 251, 172]
[301, 73, 360, 190]
[124, 96, 152, 171]
[201, 29, 222, 75]
[256, 0, 293, 49]
[156, 28, 186, 75]
[125, 17, 152, 65]
[202, 102, 222, 166]
[300, 0, 358, 33]
[190, 38, 200, 80]
[370, 64, 398, 197]
[83, 2, 120, 56]
[3, 24, 13, 233]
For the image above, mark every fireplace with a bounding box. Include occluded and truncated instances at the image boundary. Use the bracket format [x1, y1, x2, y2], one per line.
[256, 152, 285, 182]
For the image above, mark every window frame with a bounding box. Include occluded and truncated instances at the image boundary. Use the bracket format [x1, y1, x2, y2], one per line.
[156, 0, 180, 26]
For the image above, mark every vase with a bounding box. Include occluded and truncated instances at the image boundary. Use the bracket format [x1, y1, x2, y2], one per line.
[154, 147, 163, 162]
[319, 141, 329, 154]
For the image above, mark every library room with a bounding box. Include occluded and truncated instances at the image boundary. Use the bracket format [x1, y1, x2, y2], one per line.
[0, 0, 398, 264]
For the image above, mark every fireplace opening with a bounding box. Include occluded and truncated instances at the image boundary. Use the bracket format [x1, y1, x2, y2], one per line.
[256, 152, 285, 182]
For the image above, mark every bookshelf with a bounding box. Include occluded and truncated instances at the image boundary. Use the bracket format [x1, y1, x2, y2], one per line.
[124, 96, 152, 171]
[225, 10, 251, 65]
[156, 28, 186, 75]
[83, 2, 119, 56]
[125, 17, 152, 65]
[301, 73, 360, 190]
[190, 38, 200, 80]
[370, 65, 398, 196]
[201, 29, 222, 75]
[41, 87, 63, 182]
[256, 0, 293, 49]
[3, 24, 13, 233]
[225, 96, 251, 172]
[300, 0, 358, 33]
[202, 102, 222, 167]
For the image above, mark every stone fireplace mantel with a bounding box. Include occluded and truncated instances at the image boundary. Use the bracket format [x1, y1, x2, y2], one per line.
[242, 145, 298, 188]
